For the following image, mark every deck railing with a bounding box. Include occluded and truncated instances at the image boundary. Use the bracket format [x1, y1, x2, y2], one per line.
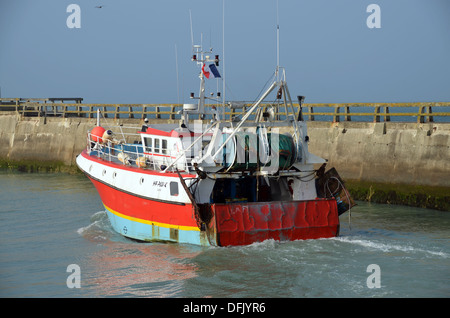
[86, 130, 190, 173]
[1, 98, 449, 123]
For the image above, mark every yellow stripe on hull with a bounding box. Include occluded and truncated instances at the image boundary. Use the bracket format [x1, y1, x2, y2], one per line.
[104, 204, 200, 232]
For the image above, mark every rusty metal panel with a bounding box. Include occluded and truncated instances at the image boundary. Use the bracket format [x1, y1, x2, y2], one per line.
[212, 199, 339, 246]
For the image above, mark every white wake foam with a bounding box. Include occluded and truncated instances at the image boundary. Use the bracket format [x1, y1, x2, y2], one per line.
[332, 236, 448, 258]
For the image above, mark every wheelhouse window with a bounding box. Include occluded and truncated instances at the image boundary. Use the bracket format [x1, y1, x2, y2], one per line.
[154, 139, 160, 153]
[162, 139, 168, 155]
[144, 137, 152, 152]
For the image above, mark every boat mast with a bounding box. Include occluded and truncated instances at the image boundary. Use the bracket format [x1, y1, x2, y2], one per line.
[191, 46, 220, 113]
[181, 12, 220, 128]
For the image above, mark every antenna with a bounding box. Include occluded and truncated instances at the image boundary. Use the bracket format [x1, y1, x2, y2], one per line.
[175, 44, 180, 104]
[276, 0, 280, 80]
[222, 0, 226, 109]
[189, 9, 194, 50]
[209, 27, 212, 51]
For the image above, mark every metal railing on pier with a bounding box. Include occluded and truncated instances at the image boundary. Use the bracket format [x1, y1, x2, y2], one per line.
[1, 98, 449, 123]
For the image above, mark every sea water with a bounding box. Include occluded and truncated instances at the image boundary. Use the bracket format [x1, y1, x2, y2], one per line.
[0, 172, 448, 298]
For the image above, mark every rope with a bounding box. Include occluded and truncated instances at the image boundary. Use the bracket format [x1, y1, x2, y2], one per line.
[325, 176, 352, 231]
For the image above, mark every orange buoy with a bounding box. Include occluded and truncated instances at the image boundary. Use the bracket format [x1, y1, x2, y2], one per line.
[91, 126, 106, 143]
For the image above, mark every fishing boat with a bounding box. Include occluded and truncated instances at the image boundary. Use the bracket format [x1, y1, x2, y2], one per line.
[76, 44, 354, 247]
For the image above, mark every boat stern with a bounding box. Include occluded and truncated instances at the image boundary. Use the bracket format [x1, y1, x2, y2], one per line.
[205, 199, 339, 247]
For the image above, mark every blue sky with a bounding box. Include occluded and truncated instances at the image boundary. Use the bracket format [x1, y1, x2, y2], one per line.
[0, 0, 449, 104]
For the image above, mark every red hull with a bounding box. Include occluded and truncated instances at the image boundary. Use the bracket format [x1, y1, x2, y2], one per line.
[88, 176, 199, 230]
[212, 199, 339, 246]
[86, 168, 339, 246]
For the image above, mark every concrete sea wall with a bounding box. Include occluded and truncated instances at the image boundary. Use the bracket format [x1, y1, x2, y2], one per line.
[306, 121, 450, 211]
[307, 121, 450, 188]
[0, 114, 93, 168]
[0, 114, 449, 209]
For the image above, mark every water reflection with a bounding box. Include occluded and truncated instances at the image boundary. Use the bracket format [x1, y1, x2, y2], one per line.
[78, 212, 203, 297]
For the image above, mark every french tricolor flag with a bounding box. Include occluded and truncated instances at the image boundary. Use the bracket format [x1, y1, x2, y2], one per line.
[202, 63, 221, 79]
